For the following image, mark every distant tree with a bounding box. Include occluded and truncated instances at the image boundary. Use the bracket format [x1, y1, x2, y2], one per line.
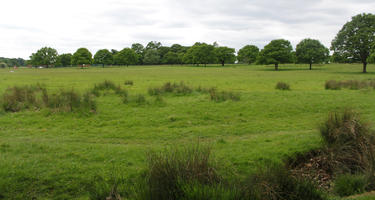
[185, 43, 216, 66]
[71, 48, 92, 66]
[158, 46, 171, 62]
[56, 53, 72, 67]
[0, 62, 7, 68]
[296, 39, 329, 70]
[146, 41, 162, 50]
[111, 49, 118, 55]
[331, 13, 375, 73]
[257, 39, 293, 70]
[162, 52, 180, 64]
[94, 49, 113, 67]
[237, 45, 259, 64]
[113, 48, 137, 66]
[143, 49, 160, 65]
[170, 44, 186, 53]
[131, 43, 144, 65]
[214, 47, 236, 66]
[29, 47, 58, 68]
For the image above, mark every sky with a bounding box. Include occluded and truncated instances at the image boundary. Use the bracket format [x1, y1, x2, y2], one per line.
[1, 0, 375, 59]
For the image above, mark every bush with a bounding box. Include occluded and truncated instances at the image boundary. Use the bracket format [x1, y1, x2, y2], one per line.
[325, 80, 341, 90]
[140, 145, 220, 200]
[275, 82, 290, 90]
[92, 80, 127, 97]
[334, 174, 367, 197]
[320, 110, 375, 174]
[1, 84, 46, 112]
[209, 88, 240, 102]
[124, 80, 134, 86]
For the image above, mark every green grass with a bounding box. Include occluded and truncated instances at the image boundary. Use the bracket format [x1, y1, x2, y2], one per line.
[1, 64, 375, 199]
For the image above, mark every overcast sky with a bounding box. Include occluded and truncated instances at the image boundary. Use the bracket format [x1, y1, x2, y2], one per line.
[1, 0, 375, 59]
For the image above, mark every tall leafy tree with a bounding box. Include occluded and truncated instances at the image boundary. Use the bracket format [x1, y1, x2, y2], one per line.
[185, 43, 216, 67]
[237, 45, 259, 64]
[143, 49, 160, 65]
[214, 47, 236, 66]
[94, 49, 113, 67]
[162, 52, 180, 64]
[29, 47, 58, 68]
[113, 48, 137, 66]
[331, 13, 375, 73]
[71, 48, 92, 66]
[296, 39, 329, 70]
[56, 53, 72, 67]
[146, 41, 162, 50]
[131, 43, 145, 65]
[257, 39, 293, 70]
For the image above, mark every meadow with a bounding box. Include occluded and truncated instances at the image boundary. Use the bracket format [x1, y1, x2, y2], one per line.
[0, 64, 375, 199]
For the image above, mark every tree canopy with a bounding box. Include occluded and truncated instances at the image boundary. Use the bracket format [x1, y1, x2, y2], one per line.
[237, 45, 259, 64]
[143, 49, 160, 65]
[56, 53, 72, 67]
[296, 39, 329, 70]
[71, 48, 92, 66]
[113, 48, 137, 66]
[184, 43, 216, 66]
[257, 39, 293, 70]
[94, 49, 113, 67]
[29, 47, 58, 67]
[331, 13, 375, 73]
[214, 46, 236, 66]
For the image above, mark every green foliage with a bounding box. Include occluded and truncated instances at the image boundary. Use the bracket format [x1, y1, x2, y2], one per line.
[0, 62, 8, 68]
[257, 39, 293, 70]
[325, 80, 342, 90]
[71, 48, 93, 65]
[237, 45, 259, 64]
[331, 13, 375, 73]
[114, 48, 137, 66]
[275, 82, 290, 90]
[184, 43, 217, 66]
[94, 49, 113, 66]
[325, 79, 375, 90]
[56, 53, 72, 67]
[162, 51, 181, 64]
[148, 82, 193, 96]
[214, 47, 236, 66]
[124, 80, 134, 86]
[0, 57, 25, 67]
[29, 47, 58, 67]
[334, 174, 367, 197]
[296, 39, 329, 70]
[143, 49, 160, 65]
[91, 80, 128, 97]
[131, 43, 145, 65]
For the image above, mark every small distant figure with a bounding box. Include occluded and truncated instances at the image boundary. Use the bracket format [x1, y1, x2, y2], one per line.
[13, 65, 18, 69]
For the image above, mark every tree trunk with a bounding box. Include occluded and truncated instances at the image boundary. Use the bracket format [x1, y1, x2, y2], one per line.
[221, 61, 224, 66]
[363, 62, 367, 73]
[275, 63, 278, 71]
[102, 64, 104, 68]
[309, 63, 312, 70]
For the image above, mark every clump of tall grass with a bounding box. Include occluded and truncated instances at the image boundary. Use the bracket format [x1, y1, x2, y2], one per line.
[325, 79, 375, 90]
[139, 145, 221, 200]
[333, 174, 367, 197]
[1, 84, 96, 114]
[209, 88, 240, 102]
[275, 82, 290, 90]
[240, 163, 326, 200]
[91, 80, 128, 97]
[124, 80, 134, 86]
[148, 81, 193, 96]
[320, 110, 375, 174]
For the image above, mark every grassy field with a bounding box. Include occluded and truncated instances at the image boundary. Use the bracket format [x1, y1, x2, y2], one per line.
[1, 64, 375, 199]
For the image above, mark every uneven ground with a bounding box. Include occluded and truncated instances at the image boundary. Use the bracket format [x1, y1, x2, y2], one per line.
[0, 64, 375, 199]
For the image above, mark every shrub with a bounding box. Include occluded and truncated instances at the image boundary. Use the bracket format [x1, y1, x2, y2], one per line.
[275, 82, 290, 90]
[209, 88, 240, 102]
[92, 80, 127, 97]
[334, 174, 367, 197]
[325, 80, 341, 90]
[140, 145, 220, 200]
[135, 94, 146, 105]
[124, 80, 134, 86]
[47, 89, 96, 113]
[319, 110, 375, 174]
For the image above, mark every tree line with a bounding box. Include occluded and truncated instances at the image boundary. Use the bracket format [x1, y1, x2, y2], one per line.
[24, 13, 375, 73]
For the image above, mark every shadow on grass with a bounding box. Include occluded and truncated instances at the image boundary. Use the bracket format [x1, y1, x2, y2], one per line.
[258, 66, 326, 71]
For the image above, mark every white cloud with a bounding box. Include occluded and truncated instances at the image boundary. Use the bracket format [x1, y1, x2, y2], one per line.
[0, 0, 374, 58]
